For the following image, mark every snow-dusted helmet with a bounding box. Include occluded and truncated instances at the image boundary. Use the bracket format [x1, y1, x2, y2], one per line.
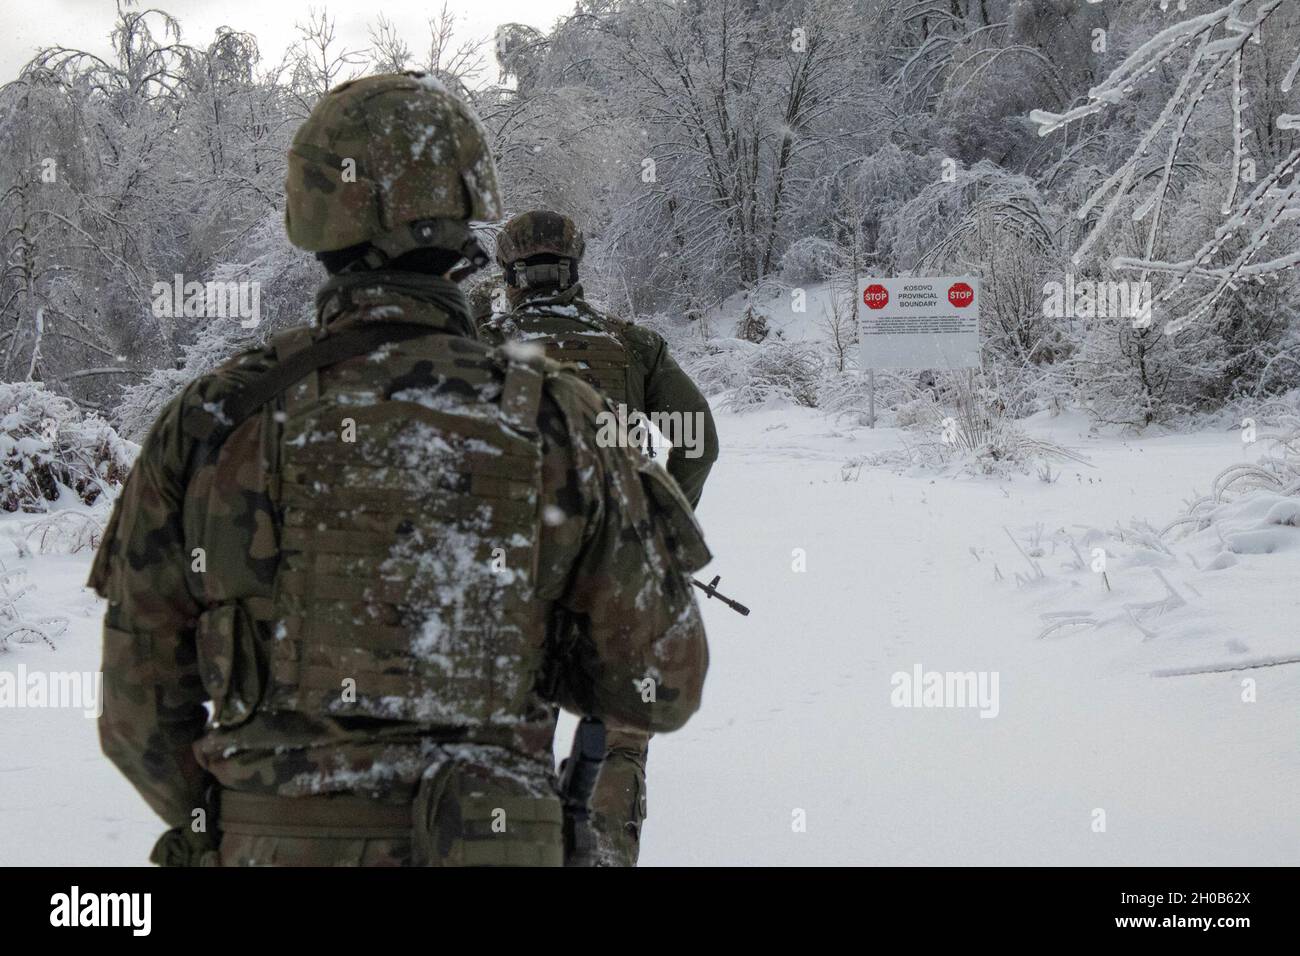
[285, 73, 503, 274]
[495, 210, 585, 289]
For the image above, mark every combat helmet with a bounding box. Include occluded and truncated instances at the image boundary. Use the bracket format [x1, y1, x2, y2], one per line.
[285, 72, 503, 274]
[496, 210, 585, 290]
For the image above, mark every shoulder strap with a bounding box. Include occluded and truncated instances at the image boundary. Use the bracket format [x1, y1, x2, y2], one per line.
[499, 353, 547, 436]
[200, 322, 433, 442]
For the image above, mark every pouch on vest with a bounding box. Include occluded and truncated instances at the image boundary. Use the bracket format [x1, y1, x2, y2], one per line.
[196, 602, 264, 728]
[411, 745, 564, 867]
[638, 461, 712, 573]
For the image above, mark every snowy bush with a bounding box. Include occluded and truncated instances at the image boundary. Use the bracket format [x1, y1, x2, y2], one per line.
[0, 383, 135, 512]
[734, 307, 771, 344]
[678, 339, 755, 397]
[780, 237, 840, 285]
[817, 372, 878, 425]
[682, 339, 823, 411]
[898, 373, 1087, 478]
[892, 394, 944, 429]
[730, 343, 823, 410]
[0, 565, 68, 651]
[16, 511, 108, 555]
[817, 370, 924, 427]
[1163, 420, 1300, 542]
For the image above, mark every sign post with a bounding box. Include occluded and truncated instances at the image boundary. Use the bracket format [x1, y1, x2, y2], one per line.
[858, 276, 981, 424]
[868, 368, 875, 427]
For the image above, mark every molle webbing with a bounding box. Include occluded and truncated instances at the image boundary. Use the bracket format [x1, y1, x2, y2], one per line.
[264, 331, 549, 725]
[506, 311, 630, 404]
[541, 334, 628, 402]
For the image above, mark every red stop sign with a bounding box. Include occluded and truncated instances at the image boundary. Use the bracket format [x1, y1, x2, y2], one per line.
[863, 283, 889, 310]
[948, 281, 974, 307]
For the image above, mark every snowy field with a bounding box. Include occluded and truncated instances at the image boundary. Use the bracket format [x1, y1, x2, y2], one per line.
[638, 406, 1300, 866]
[1, 404, 1297, 866]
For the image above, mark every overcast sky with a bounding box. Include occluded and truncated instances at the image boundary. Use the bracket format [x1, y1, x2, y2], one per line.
[1, 0, 576, 81]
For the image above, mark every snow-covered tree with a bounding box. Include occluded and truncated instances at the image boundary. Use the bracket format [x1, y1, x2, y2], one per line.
[1032, 0, 1300, 333]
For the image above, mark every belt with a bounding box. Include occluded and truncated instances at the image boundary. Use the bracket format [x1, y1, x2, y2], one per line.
[219, 790, 412, 840]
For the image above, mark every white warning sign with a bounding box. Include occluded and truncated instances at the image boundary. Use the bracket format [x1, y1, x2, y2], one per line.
[859, 276, 980, 370]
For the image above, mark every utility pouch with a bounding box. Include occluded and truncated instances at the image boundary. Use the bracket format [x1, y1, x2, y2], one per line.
[411, 746, 564, 867]
[195, 602, 264, 728]
[149, 826, 219, 867]
[638, 461, 712, 573]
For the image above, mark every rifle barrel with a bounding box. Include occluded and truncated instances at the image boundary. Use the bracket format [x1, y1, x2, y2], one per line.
[692, 577, 751, 616]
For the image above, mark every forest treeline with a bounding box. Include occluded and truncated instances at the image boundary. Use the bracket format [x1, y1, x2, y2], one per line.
[1, 0, 1297, 436]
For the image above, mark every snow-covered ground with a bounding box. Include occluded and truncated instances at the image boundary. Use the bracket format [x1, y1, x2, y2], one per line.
[2, 406, 1297, 865]
[636, 406, 1300, 866]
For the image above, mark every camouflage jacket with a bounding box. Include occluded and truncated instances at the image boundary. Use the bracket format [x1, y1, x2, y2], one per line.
[479, 285, 718, 509]
[89, 270, 709, 830]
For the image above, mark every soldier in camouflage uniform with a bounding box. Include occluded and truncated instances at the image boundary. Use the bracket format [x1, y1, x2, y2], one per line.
[482, 212, 718, 508]
[480, 210, 719, 866]
[90, 73, 710, 867]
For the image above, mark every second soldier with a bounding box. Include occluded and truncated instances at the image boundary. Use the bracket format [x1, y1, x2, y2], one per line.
[480, 210, 719, 866]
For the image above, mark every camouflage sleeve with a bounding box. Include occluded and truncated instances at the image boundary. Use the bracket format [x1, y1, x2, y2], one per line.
[87, 385, 213, 829]
[634, 328, 718, 509]
[535, 372, 710, 734]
